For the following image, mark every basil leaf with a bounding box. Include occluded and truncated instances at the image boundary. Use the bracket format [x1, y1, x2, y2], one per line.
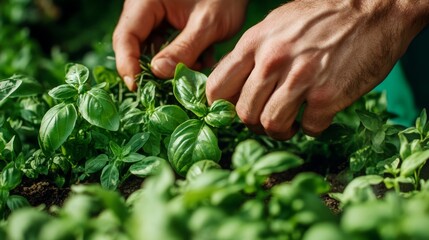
[401, 149, 429, 177]
[0, 78, 22, 105]
[9, 75, 43, 97]
[0, 164, 22, 190]
[168, 119, 221, 176]
[125, 132, 150, 153]
[141, 81, 156, 110]
[92, 66, 120, 86]
[78, 88, 120, 131]
[85, 154, 109, 174]
[356, 110, 381, 132]
[205, 99, 236, 128]
[149, 105, 189, 134]
[252, 151, 303, 176]
[232, 140, 265, 169]
[186, 160, 221, 181]
[143, 131, 161, 156]
[39, 103, 77, 153]
[101, 164, 120, 190]
[122, 152, 146, 163]
[65, 63, 89, 86]
[129, 156, 164, 177]
[173, 63, 208, 117]
[6, 195, 30, 211]
[48, 84, 78, 100]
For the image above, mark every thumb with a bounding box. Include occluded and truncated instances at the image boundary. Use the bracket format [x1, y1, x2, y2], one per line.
[151, 22, 217, 79]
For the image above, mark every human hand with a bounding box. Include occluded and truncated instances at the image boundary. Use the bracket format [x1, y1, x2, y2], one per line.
[113, 0, 248, 91]
[206, 0, 429, 140]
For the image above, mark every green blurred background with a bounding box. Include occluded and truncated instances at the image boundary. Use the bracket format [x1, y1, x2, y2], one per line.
[1, 0, 427, 126]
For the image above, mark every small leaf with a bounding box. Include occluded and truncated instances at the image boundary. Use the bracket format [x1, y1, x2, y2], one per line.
[401, 149, 429, 177]
[168, 119, 221, 176]
[78, 88, 120, 131]
[0, 164, 22, 190]
[125, 132, 150, 153]
[356, 110, 381, 132]
[93, 66, 120, 86]
[0, 78, 22, 105]
[205, 99, 236, 128]
[232, 140, 265, 169]
[173, 63, 208, 117]
[101, 164, 120, 190]
[252, 151, 303, 176]
[39, 103, 77, 153]
[85, 154, 109, 174]
[186, 160, 221, 181]
[129, 156, 164, 177]
[140, 81, 156, 109]
[48, 84, 78, 100]
[6, 195, 30, 211]
[416, 109, 427, 134]
[149, 105, 189, 134]
[122, 152, 145, 163]
[65, 63, 89, 86]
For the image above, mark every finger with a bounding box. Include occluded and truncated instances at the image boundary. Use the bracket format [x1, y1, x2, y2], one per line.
[300, 90, 337, 136]
[259, 65, 309, 140]
[113, 0, 164, 90]
[151, 15, 220, 79]
[235, 65, 282, 132]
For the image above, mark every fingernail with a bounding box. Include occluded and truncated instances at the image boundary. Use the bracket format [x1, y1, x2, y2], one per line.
[151, 58, 176, 78]
[124, 76, 134, 90]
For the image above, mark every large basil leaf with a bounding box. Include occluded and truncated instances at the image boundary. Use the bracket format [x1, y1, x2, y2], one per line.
[173, 63, 208, 117]
[9, 75, 43, 97]
[39, 103, 77, 153]
[168, 119, 221, 176]
[129, 156, 164, 177]
[0, 78, 22, 105]
[65, 63, 89, 86]
[251, 151, 303, 176]
[149, 105, 189, 134]
[78, 88, 120, 131]
[205, 99, 236, 128]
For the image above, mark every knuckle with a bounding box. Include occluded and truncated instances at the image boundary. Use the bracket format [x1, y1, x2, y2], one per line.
[236, 107, 259, 126]
[301, 122, 324, 137]
[260, 116, 283, 134]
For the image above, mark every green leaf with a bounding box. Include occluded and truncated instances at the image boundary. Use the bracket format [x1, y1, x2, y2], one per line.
[92, 66, 120, 86]
[125, 132, 150, 153]
[143, 131, 161, 156]
[232, 140, 265, 169]
[8, 75, 43, 97]
[149, 105, 189, 134]
[205, 99, 236, 128]
[173, 63, 208, 117]
[129, 156, 164, 177]
[122, 152, 145, 163]
[78, 88, 120, 131]
[416, 109, 427, 134]
[65, 63, 89, 86]
[186, 160, 221, 181]
[39, 103, 77, 153]
[401, 149, 429, 177]
[7, 208, 51, 240]
[48, 84, 78, 100]
[6, 195, 29, 211]
[0, 78, 22, 105]
[168, 119, 221, 176]
[356, 110, 381, 132]
[101, 164, 120, 190]
[85, 154, 109, 174]
[141, 81, 156, 110]
[0, 164, 22, 190]
[252, 151, 303, 176]
[292, 173, 330, 195]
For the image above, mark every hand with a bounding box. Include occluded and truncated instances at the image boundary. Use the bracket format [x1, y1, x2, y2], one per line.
[206, 0, 429, 140]
[113, 0, 248, 91]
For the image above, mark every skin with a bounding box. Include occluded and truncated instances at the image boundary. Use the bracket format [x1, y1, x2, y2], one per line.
[113, 0, 248, 91]
[114, 0, 429, 140]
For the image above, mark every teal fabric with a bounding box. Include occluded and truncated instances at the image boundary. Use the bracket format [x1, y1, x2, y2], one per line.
[374, 62, 418, 126]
